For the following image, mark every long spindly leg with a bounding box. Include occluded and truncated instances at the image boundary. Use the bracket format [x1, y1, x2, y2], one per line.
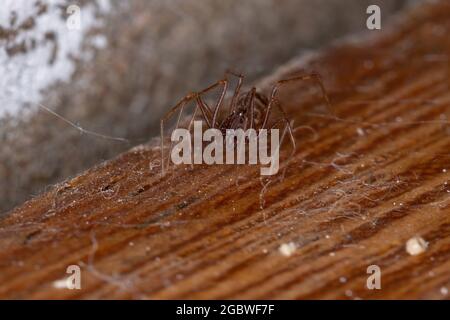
[269, 117, 296, 160]
[225, 70, 244, 114]
[199, 79, 228, 129]
[248, 87, 256, 130]
[185, 105, 200, 170]
[187, 104, 199, 132]
[269, 117, 296, 179]
[199, 71, 244, 128]
[279, 72, 331, 113]
[160, 93, 196, 176]
[177, 96, 211, 169]
[212, 80, 228, 128]
[196, 95, 213, 128]
[196, 79, 228, 128]
[262, 72, 332, 129]
[163, 96, 213, 174]
[162, 77, 233, 175]
[260, 86, 296, 158]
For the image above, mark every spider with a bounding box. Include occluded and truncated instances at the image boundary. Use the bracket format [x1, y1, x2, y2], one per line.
[160, 70, 331, 175]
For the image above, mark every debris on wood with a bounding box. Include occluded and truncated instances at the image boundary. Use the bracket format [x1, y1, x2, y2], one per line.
[406, 237, 428, 256]
[278, 242, 297, 257]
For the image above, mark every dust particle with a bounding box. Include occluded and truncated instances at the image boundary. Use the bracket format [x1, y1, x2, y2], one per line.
[405, 236, 428, 256]
[278, 242, 297, 257]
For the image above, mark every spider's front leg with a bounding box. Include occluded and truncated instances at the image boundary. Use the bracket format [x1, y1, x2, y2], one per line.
[262, 72, 332, 129]
[196, 79, 229, 129]
[160, 93, 197, 176]
[225, 70, 244, 114]
[160, 79, 227, 175]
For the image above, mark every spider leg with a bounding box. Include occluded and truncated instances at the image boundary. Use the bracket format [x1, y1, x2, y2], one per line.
[269, 117, 296, 159]
[187, 104, 199, 131]
[269, 117, 296, 179]
[281, 72, 332, 112]
[160, 93, 197, 175]
[185, 105, 201, 170]
[211, 80, 228, 128]
[225, 70, 244, 113]
[196, 95, 213, 128]
[262, 72, 332, 128]
[196, 79, 228, 128]
[249, 87, 256, 130]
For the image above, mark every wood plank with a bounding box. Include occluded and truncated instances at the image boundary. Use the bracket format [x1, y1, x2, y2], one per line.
[0, 1, 449, 299]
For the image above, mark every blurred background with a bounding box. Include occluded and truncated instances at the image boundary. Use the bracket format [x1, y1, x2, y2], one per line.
[0, 0, 418, 214]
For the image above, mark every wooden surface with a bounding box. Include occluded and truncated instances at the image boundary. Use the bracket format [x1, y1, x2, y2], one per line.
[0, 1, 449, 299]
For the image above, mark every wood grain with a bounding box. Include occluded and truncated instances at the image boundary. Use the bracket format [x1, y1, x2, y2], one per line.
[0, 1, 449, 299]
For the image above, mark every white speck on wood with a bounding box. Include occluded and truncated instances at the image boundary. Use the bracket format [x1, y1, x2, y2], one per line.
[405, 236, 428, 256]
[278, 242, 297, 257]
[52, 277, 69, 289]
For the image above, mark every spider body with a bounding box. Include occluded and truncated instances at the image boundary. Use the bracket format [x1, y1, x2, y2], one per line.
[219, 90, 256, 133]
[160, 71, 331, 174]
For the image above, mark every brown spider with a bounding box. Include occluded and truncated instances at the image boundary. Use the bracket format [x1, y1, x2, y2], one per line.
[160, 71, 331, 174]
